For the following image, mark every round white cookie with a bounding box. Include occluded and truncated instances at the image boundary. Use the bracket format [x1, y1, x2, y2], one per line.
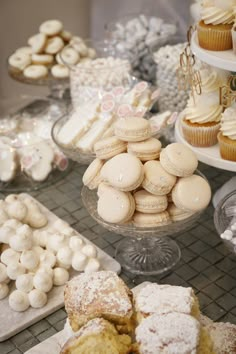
[39, 20, 63, 36]
[60, 47, 80, 65]
[51, 64, 69, 78]
[28, 33, 46, 54]
[45, 36, 64, 54]
[31, 54, 54, 65]
[8, 52, 31, 71]
[15, 47, 32, 55]
[23, 64, 48, 79]
[60, 30, 72, 42]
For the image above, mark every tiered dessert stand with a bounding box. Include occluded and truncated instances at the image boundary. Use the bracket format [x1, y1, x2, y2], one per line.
[175, 31, 236, 175]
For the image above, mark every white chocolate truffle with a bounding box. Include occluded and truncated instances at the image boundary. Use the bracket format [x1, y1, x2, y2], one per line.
[9, 226, 33, 251]
[40, 250, 56, 268]
[16, 274, 34, 293]
[28, 289, 47, 308]
[33, 230, 48, 248]
[32, 246, 44, 257]
[7, 201, 27, 221]
[0, 210, 8, 226]
[47, 233, 68, 253]
[9, 290, 30, 312]
[20, 250, 39, 270]
[53, 267, 69, 286]
[7, 263, 26, 280]
[33, 272, 53, 292]
[37, 266, 54, 277]
[84, 258, 100, 273]
[0, 263, 8, 282]
[56, 247, 72, 266]
[72, 252, 88, 271]
[0, 283, 9, 300]
[0, 226, 14, 243]
[81, 244, 97, 258]
[69, 236, 84, 251]
[4, 219, 22, 230]
[1, 248, 20, 266]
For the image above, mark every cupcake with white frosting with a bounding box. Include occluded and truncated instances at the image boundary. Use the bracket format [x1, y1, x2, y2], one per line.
[218, 104, 236, 161]
[197, 0, 235, 51]
[182, 91, 223, 147]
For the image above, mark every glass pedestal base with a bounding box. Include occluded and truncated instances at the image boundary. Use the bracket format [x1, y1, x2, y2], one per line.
[115, 237, 181, 276]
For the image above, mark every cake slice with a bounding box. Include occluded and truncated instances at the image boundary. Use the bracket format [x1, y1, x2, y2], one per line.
[205, 321, 236, 354]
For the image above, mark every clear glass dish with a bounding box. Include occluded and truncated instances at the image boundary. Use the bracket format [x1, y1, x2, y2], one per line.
[81, 169, 206, 276]
[0, 96, 73, 192]
[214, 190, 236, 253]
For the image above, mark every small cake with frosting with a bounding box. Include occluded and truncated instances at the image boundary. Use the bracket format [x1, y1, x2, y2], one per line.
[197, 0, 235, 51]
[60, 318, 132, 354]
[134, 312, 214, 354]
[182, 91, 222, 147]
[217, 103, 236, 161]
[64, 271, 134, 334]
[134, 283, 200, 324]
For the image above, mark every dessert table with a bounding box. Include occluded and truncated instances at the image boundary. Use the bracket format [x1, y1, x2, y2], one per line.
[0, 159, 235, 354]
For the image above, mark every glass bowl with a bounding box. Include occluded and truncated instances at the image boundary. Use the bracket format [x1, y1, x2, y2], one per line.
[0, 96, 73, 192]
[81, 169, 207, 276]
[214, 190, 236, 253]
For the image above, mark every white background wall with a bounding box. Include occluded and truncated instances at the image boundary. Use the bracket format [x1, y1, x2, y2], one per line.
[0, 0, 191, 98]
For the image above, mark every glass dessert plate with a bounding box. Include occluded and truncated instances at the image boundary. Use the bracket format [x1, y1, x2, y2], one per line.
[81, 175, 205, 276]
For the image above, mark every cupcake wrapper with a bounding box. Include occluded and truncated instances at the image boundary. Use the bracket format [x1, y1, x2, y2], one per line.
[232, 28, 236, 55]
[198, 25, 232, 51]
[218, 134, 236, 162]
[182, 120, 220, 147]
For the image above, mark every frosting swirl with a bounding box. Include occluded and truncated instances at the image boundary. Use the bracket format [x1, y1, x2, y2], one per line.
[201, 0, 235, 25]
[184, 92, 222, 124]
[220, 105, 236, 140]
[200, 68, 224, 93]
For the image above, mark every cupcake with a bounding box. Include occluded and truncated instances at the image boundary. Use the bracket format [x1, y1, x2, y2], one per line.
[198, 0, 235, 51]
[199, 65, 228, 93]
[182, 91, 222, 147]
[218, 104, 236, 161]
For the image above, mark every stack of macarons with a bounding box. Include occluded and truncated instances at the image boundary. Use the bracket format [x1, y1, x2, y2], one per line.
[83, 117, 212, 228]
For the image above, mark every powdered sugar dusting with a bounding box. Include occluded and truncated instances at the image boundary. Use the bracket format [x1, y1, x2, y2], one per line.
[206, 322, 236, 354]
[136, 312, 200, 354]
[75, 318, 113, 338]
[136, 283, 194, 316]
[65, 271, 132, 317]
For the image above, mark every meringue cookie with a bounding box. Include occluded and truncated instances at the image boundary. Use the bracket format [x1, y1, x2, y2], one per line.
[7, 262, 26, 280]
[32, 246, 44, 257]
[20, 250, 39, 270]
[28, 289, 47, 308]
[84, 258, 100, 273]
[36, 265, 54, 277]
[6, 201, 27, 221]
[71, 252, 88, 271]
[69, 236, 84, 251]
[16, 274, 34, 293]
[56, 260, 71, 270]
[9, 225, 33, 251]
[23, 198, 48, 228]
[0, 263, 8, 282]
[40, 250, 56, 268]
[3, 219, 22, 230]
[33, 230, 48, 248]
[0, 283, 9, 300]
[53, 267, 69, 286]
[33, 272, 53, 292]
[47, 233, 68, 253]
[56, 247, 72, 266]
[52, 220, 74, 237]
[0, 226, 14, 244]
[81, 244, 97, 258]
[0, 210, 8, 226]
[9, 290, 30, 312]
[0, 248, 20, 266]
[5, 194, 18, 203]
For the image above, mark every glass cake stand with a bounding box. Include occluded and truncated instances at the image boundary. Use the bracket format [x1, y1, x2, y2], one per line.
[81, 185, 204, 276]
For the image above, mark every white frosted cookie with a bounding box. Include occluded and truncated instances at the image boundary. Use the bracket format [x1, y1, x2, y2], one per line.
[9, 290, 30, 312]
[15, 46, 32, 55]
[28, 33, 46, 54]
[60, 30, 72, 42]
[20, 141, 54, 181]
[60, 47, 80, 65]
[8, 52, 31, 71]
[31, 54, 54, 65]
[39, 20, 63, 36]
[51, 64, 69, 78]
[23, 64, 48, 79]
[0, 139, 17, 182]
[29, 289, 47, 308]
[45, 36, 64, 54]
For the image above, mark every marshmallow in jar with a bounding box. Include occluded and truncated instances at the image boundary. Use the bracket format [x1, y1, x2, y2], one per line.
[106, 14, 177, 83]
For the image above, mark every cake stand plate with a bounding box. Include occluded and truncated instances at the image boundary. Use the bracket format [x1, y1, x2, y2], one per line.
[191, 31, 236, 72]
[175, 116, 236, 172]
